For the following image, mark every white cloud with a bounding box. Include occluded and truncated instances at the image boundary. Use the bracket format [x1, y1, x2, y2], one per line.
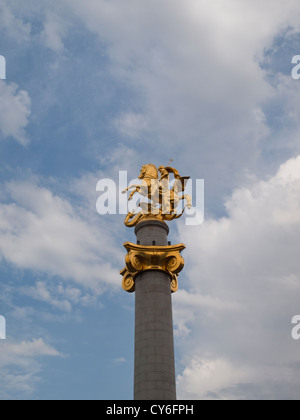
[24, 282, 72, 313]
[0, 81, 31, 145]
[23, 281, 97, 312]
[1, 0, 300, 180]
[174, 155, 300, 399]
[47, 0, 298, 206]
[0, 179, 122, 294]
[41, 12, 66, 52]
[113, 112, 148, 140]
[0, 338, 61, 399]
[0, 0, 31, 42]
[177, 357, 255, 400]
[2, 338, 60, 358]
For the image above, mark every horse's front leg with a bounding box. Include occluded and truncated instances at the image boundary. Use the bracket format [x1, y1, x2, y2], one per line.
[128, 188, 137, 201]
[122, 184, 139, 194]
[128, 186, 143, 201]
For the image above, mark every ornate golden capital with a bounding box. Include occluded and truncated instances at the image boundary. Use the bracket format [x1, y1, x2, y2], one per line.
[120, 242, 185, 293]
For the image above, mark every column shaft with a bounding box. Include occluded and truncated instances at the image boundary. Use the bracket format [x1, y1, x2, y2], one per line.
[134, 221, 176, 400]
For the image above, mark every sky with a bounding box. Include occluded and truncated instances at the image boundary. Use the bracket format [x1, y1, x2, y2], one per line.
[0, 0, 300, 400]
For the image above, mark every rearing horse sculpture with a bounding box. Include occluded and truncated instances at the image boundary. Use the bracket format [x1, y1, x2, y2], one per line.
[122, 163, 192, 227]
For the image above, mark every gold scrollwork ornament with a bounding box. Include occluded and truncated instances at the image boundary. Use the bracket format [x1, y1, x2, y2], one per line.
[120, 243, 185, 293]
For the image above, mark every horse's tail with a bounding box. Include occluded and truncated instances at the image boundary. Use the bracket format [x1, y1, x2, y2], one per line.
[124, 212, 144, 228]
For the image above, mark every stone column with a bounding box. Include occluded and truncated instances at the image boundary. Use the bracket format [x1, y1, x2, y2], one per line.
[134, 221, 176, 400]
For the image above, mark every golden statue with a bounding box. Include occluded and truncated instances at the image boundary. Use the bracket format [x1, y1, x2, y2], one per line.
[120, 161, 188, 293]
[122, 161, 192, 227]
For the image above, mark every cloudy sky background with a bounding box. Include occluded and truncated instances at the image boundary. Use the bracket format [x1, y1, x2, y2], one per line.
[0, 0, 300, 399]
